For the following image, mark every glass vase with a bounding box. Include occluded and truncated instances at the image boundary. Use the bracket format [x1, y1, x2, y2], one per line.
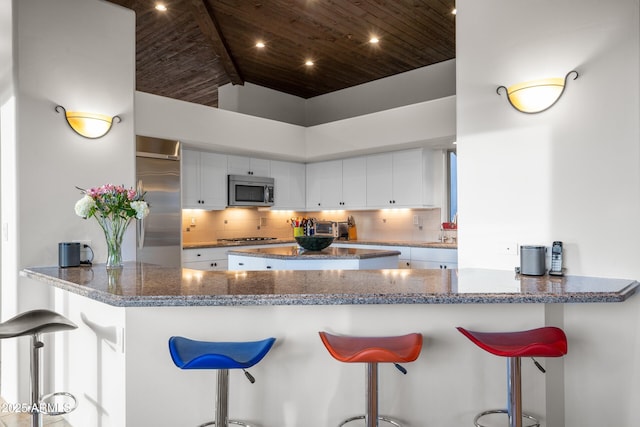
[96, 214, 131, 270]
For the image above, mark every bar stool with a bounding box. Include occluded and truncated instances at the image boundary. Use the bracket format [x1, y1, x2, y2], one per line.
[319, 331, 423, 427]
[168, 336, 276, 427]
[457, 326, 568, 427]
[0, 309, 78, 427]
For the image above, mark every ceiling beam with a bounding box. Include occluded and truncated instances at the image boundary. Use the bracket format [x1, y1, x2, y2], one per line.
[190, 0, 244, 86]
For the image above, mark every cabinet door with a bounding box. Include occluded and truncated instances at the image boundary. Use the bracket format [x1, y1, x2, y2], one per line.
[227, 155, 270, 176]
[272, 160, 306, 210]
[366, 153, 393, 207]
[320, 160, 343, 209]
[199, 152, 228, 210]
[392, 149, 423, 207]
[182, 149, 202, 208]
[228, 255, 266, 271]
[342, 157, 366, 208]
[306, 160, 342, 210]
[306, 162, 323, 209]
[288, 162, 306, 209]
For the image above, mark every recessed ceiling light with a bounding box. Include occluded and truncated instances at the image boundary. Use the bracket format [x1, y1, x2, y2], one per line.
[155, 3, 167, 11]
[452, 8, 457, 15]
[305, 60, 314, 66]
[256, 41, 266, 48]
[369, 37, 379, 44]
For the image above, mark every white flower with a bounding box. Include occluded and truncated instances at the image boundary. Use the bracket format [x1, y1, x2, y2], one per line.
[130, 201, 149, 219]
[74, 195, 96, 218]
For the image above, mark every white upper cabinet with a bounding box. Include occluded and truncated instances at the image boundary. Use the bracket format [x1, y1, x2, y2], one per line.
[306, 158, 367, 210]
[227, 155, 271, 177]
[307, 148, 440, 210]
[366, 148, 440, 208]
[306, 160, 342, 209]
[341, 157, 367, 209]
[182, 149, 228, 210]
[271, 160, 306, 210]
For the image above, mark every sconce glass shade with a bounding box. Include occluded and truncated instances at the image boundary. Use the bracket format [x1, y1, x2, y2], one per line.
[497, 71, 579, 114]
[55, 105, 121, 138]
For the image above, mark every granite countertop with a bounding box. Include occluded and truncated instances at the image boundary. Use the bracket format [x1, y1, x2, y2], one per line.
[183, 239, 457, 250]
[21, 263, 638, 307]
[227, 245, 401, 260]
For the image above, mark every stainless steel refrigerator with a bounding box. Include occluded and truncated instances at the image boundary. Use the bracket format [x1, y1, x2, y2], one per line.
[136, 136, 182, 267]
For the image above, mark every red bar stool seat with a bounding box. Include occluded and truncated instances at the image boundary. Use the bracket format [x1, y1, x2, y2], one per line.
[457, 326, 568, 427]
[319, 332, 423, 427]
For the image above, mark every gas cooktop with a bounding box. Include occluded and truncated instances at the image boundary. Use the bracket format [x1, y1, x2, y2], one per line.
[217, 237, 277, 242]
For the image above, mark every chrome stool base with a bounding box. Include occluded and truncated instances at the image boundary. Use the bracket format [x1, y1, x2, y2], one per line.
[474, 409, 540, 427]
[339, 415, 403, 427]
[196, 369, 258, 427]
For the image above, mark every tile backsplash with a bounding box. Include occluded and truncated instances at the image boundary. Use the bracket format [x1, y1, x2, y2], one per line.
[182, 208, 444, 244]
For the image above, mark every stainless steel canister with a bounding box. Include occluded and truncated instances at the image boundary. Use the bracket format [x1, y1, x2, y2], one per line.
[520, 245, 546, 276]
[58, 242, 81, 268]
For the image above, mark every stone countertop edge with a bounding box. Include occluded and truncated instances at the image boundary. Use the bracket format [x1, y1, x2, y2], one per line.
[184, 239, 458, 250]
[20, 266, 639, 308]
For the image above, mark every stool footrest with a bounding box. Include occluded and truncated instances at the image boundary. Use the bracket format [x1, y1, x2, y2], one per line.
[38, 391, 78, 416]
[474, 409, 540, 427]
[339, 414, 403, 427]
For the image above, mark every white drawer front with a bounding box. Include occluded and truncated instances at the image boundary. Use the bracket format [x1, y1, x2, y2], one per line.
[183, 248, 228, 262]
[183, 260, 228, 271]
[410, 248, 458, 263]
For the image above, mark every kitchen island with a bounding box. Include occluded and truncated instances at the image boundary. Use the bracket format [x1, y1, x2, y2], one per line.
[20, 264, 639, 427]
[227, 245, 401, 271]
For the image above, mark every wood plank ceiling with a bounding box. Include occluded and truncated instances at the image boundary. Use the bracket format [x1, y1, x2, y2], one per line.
[106, 0, 456, 108]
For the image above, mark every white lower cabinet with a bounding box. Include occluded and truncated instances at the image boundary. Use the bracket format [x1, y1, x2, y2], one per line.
[183, 244, 293, 271]
[332, 243, 410, 269]
[182, 248, 229, 271]
[228, 253, 398, 271]
[333, 243, 456, 269]
[184, 245, 457, 271]
[228, 255, 285, 271]
[410, 247, 458, 269]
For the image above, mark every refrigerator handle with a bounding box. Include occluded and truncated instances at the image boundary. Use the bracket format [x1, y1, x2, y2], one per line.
[137, 179, 146, 249]
[137, 217, 146, 250]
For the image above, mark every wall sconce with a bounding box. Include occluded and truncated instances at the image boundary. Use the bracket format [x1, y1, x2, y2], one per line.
[497, 70, 579, 114]
[55, 105, 121, 139]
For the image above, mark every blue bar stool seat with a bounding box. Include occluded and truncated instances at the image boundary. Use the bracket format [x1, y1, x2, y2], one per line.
[319, 332, 423, 427]
[457, 326, 568, 427]
[0, 309, 78, 427]
[169, 336, 275, 427]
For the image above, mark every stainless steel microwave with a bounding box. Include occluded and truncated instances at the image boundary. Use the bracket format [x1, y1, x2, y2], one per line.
[228, 175, 275, 207]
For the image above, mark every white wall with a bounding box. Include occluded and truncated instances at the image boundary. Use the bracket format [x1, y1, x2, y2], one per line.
[135, 91, 308, 162]
[7, 0, 135, 402]
[0, 0, 12, 103]
[218, 59, 457, 127]
[305, 96, 456, 161]
[219, 82, 307, 126]
[138, 91, 455, 162]
[305, 59, 456, 126]
[456, 1, 640, 426]
[456, 0, 640, 278]
[0, 0, 17, 398]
